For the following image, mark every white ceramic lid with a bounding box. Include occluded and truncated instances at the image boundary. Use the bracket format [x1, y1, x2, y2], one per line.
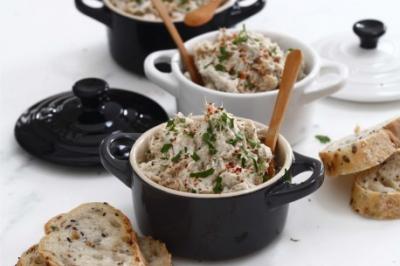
[314, 19, 400, 102]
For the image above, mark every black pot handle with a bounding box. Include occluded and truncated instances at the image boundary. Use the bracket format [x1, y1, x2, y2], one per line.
[99, 131, 141, 187]
[266, 152, 324, 208]
[75, 0, 112, 26]
[227, 0, 266, 27]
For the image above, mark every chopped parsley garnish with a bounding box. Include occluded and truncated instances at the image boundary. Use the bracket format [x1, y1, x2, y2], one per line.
[218, 46, 231, 62]
[248, 139, 260, 148]
[166, 119, 176, 131]
[213, 176, 223, 193]
[226, 133, 243, 146]
[315, 135, 331, 144]
[160, 143, 173, 153]
[287, 48, 294, 52]
[282, 169, 292, 182]
[177, 117, 186, 123]
[191, 152, 200, 161]
[184, 131, 195, 138]
[190, 168, 215, 178]
[171, 151, 182, 163]
[241, 157, 246, 168]
[244, 80, 255, 89]
[233, 25, 248, 45]
[262, 173, 271, 182]
[191, 189, 197, 193]
[215, 64, 226, 72]
[220, 112, 234, 129]
[252, 157, 259, 172]
[202, 127, 217, 155]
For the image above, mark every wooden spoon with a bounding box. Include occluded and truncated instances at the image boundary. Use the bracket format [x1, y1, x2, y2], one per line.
[264, 49, 303, 153]
[151, 0, 203, 85]
[184, 0, 224, 27]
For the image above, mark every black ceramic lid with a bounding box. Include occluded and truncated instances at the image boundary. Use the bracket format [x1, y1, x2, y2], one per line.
[15, 78, 169, 167]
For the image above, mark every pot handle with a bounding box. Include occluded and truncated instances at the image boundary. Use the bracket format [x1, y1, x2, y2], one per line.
[266, 152, 324, 208]
[302, 59, 348, 104]
[75, 0, 111, 26]
[226, 0, 266, 27]
[144, 50, 180, 97]
[99, 132, 141, 187]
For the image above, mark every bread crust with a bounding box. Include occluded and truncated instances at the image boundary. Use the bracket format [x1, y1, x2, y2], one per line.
[319, 117, 400, 177]
[16, 245, 48, 266]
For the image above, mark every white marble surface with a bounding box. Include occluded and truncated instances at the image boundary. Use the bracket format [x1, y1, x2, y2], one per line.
[1, 0, 400, 265]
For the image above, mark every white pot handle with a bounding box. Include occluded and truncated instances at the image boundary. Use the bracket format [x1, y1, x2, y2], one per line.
[302, 59, 349, 104]
[144, 50, 180, 97]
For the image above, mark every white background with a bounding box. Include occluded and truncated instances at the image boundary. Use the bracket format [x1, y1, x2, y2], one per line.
[1, 0, 400, 265]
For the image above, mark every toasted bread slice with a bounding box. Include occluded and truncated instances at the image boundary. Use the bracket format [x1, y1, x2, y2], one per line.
[38, 202, 147, 266]
[351, 150, 400, 219]
[42, 203, 172, 266]
[138, 237, 172, 266]
[319, 117, 400, 177]
[16, 245, 47, 266]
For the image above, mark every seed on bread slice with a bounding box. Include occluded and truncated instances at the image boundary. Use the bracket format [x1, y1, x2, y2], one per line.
[319, 117, 400, 177]
[16, 245, 47, 266]
[38, 202, 147, 266]
[351, 150, 400, 219]
[138, 237, 172, 266]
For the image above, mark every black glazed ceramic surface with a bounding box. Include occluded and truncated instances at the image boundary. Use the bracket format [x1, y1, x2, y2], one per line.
[99, 131, 324, 259]
[75, 0, 266, 75]
[353, 19, 386, 49]
[14, 78, 168, 167]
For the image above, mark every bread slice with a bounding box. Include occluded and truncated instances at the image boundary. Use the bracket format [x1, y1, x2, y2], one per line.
[16, 245, 47, 266]
[319, 117, 400, 177]
[138, 237, 171, 266]
[350, 150, 400, 219]
[38, 202, 147, 266]
[41, 203, 172, 266]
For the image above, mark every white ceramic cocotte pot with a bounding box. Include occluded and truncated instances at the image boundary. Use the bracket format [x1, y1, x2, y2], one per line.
[144, 29, 348, 144]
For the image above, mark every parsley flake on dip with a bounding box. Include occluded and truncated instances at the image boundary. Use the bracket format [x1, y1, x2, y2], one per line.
[193, 26, 305, 93]
[139, 104, 275, 194]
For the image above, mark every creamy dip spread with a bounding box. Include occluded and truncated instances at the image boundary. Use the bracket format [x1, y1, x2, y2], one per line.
[139, 104, 275, 194]
[193, 27, 305, 93]
[109, 0, 212, 21]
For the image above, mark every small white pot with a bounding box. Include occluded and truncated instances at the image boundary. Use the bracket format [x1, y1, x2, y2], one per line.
[144, 30, 348, 144]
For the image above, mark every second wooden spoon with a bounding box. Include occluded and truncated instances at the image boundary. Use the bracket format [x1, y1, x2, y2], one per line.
[184, 0, 224, 27]
[264, 49, 303, 153]
[151, 0, 203, 85]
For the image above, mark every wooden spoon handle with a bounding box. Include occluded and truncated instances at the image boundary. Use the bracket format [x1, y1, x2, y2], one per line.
[151, 0, 203, 84]
[264, 49, 303, 152]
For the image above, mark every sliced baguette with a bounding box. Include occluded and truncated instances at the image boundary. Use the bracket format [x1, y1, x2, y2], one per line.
[38, 202, 147, 266]
[350, 150, 400, 219]
[16, 245, 47, 266]
[319, 117, 400, 177]
[42, 203, 172, 266]
[138, 237, 172, 266]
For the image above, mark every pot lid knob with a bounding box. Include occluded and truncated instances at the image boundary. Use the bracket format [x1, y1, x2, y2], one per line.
[353, 19, 386, 49]
[73, 78, 109, 108]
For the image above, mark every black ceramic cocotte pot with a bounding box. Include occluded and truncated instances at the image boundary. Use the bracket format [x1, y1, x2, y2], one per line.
[75, 0, 266, 75]
[99, 117, 324, 260]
